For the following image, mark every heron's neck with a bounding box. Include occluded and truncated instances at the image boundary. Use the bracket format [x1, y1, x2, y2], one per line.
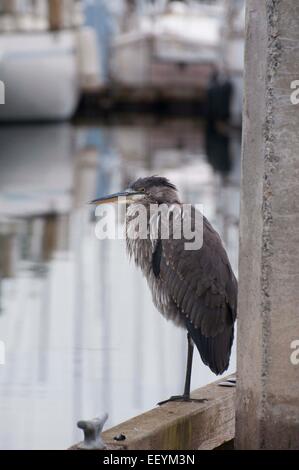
[125, 200, 181, 257]
[125, 203, 153, 271]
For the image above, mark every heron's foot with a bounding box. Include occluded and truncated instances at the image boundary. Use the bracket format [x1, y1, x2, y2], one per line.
[158, 395, 208, 406]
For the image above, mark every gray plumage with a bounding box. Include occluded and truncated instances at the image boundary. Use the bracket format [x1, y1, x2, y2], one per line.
[126, 176, 237, 375]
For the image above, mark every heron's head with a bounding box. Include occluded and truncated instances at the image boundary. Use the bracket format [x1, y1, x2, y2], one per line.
[91, 176, 180, 206]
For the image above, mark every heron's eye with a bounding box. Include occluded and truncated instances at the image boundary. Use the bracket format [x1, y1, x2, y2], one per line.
[140, 188, 145, 192]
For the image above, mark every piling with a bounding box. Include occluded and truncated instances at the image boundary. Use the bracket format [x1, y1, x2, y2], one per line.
[236, 0, 299, 449]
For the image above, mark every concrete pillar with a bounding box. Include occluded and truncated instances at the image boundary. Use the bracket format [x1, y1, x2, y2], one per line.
[236, 0, 299, 449]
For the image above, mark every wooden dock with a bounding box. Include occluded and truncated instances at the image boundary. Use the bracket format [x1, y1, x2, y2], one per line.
[71, 375, 235, 451]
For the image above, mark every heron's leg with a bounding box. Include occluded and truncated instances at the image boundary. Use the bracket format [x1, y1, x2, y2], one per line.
[158, 333, 208, 406]
[183, 332, 194, 398]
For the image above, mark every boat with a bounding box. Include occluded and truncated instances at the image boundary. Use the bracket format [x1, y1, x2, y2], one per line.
[0, 0, 100, 122]
[110, 0, 226, 90]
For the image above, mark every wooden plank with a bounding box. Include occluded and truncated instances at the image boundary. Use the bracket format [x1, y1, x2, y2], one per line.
[71, 375, 235, 451]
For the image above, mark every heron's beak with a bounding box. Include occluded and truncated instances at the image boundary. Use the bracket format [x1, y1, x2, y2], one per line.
[90, 189, 143, 206]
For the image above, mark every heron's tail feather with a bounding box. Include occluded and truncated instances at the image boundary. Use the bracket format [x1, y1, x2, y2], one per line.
[186, 319, 234, 375]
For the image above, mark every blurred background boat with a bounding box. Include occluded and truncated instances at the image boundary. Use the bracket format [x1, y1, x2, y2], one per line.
[0, 0, 101, 122]
[110, 0, 225, 90]
[78, 0, 245, 125]
[0, 0, 245, 122]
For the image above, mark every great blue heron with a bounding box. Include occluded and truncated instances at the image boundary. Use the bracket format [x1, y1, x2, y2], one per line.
[92, 176, 237, 404]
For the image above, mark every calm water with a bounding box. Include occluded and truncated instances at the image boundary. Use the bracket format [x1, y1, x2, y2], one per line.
[0, 118, 240, 449]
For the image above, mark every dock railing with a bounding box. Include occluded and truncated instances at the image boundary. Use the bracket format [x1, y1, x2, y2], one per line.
[71, 375, 235, 451]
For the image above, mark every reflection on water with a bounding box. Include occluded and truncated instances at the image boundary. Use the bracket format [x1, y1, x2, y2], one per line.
[0, 118, 240, 449]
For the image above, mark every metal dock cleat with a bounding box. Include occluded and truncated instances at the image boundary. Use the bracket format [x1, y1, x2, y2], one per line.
[77, 413, 108, 450]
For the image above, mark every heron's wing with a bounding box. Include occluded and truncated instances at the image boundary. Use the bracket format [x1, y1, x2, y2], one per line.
[159, 207, 237, 339]
[185, 317, 234, 375]
[152, 238, 162, 278]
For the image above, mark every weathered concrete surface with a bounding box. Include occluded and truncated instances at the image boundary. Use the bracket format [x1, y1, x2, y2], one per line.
[236, 0, 299, 449]
[71, 376, 235, 450]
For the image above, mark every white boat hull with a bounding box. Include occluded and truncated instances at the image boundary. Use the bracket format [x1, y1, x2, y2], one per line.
[0, 31, 80, 121]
